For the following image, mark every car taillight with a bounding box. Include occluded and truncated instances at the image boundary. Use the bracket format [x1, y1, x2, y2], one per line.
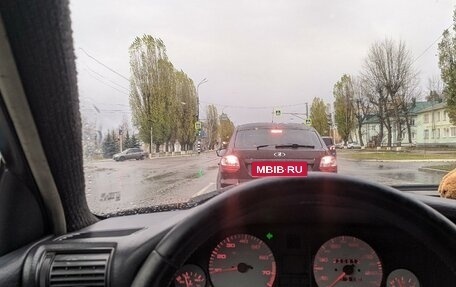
[319, 155, 337, 172]
[220, 155, 240, 173]
[329, 146, 336, 150]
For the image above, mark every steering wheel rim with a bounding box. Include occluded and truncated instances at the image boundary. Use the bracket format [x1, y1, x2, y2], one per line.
[132, 173, 456, 287]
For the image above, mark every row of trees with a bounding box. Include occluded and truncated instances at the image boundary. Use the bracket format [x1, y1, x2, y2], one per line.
[333, 38, 420, 147]
[203, 104, 235, 149]
[310, 97, 330, 136]
[101, 129, 140, 158]
[129, 35, 198, 152]
[331, 8, 456, 147]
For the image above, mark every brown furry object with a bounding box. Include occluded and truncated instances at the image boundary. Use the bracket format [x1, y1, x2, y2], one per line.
[438, 168, 456, 199]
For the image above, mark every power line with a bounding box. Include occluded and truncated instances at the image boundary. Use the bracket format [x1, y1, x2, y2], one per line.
[83, 65, 130, 92]
[412, 23, 453, 64]
[199, 100, 309, 110]
[82, 67, 130, 96]
[79, 47, 130, 82]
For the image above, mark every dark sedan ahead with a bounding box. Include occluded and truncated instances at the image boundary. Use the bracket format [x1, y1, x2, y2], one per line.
[216, 122, 337, 188]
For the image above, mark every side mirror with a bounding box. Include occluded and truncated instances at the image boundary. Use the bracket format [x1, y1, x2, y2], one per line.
[216, 149, 227, 157]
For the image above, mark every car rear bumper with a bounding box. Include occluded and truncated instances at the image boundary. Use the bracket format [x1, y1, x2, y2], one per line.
[218, 170, 337, 188]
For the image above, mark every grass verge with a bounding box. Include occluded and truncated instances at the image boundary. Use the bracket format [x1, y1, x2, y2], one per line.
[339, 151, 456, 161]
[424, 163, 456, 172]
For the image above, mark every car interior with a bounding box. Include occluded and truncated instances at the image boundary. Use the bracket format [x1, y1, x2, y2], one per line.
[0, 1, 455, 287]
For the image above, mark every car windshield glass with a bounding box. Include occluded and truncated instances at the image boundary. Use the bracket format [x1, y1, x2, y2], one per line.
[235, 129, 322, 149]
[70, 0, 456, 214]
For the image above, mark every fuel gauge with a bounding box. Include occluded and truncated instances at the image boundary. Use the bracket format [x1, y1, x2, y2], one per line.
[387, 269, 419, 287]
[174, 264, 207, 287]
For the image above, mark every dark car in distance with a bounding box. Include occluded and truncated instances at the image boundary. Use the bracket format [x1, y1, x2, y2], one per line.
[113, 148, 148, 161]
[216, 123, 337, 188]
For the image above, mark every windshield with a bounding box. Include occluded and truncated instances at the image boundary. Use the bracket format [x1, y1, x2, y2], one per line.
[70, 0, 456, 215]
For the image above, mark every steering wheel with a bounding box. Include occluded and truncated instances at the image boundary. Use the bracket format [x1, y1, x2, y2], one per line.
[131, 173, 456, 286]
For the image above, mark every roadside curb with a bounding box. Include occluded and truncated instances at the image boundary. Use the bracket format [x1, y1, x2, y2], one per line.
[149, 153, 202, 159]
[418, 167, 450, 174]
[339, 158, 456, 163]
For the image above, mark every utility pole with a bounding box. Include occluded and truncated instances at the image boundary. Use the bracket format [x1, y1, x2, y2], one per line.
[119, 128, 123, 152]
[197, 78, 208, 122]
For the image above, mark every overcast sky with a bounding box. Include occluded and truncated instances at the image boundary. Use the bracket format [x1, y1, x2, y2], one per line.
[70, 0, 456, 130]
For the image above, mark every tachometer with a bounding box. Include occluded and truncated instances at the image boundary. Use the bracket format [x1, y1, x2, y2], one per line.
[208, 233, 276, 287]
[313, 235, 383, 287]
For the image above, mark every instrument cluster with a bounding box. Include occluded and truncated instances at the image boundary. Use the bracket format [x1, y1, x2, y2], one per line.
[172, 224, 438, 287]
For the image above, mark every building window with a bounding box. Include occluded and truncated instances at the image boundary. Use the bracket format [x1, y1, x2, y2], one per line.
[424, 129, 429, 139]
[444, 111, 448, 121]
[424, 113, 429, 124]
[410, 119, 415, 126]
[436, 111, 441, 122]
[436, 128, 440, 138]
[443, 128, 449, 137]
[451, 127, 456, 137]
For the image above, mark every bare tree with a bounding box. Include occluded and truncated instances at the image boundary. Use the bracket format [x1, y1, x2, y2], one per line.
[353, 77, 371, 146]
[398, 76, 421, 143]
[361, 39, 417, 147]
[426, 76, 444, 102]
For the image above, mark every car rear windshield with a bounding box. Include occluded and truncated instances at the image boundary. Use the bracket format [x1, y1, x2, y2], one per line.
[234, 128, 323, 149]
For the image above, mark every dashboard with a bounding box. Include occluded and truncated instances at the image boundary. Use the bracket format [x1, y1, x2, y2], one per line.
[20, 177, 456, 287]
[173, 224, 444, 287]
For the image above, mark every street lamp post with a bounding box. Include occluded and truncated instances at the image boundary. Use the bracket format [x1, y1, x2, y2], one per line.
[196, 78, 208, 122]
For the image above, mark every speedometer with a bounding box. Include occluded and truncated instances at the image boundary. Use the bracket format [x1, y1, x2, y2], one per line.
[208, 234, 276, 287]
[313, 235, 383, 287]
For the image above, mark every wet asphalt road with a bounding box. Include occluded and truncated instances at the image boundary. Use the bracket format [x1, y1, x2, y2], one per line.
[84, 152, 446, 215]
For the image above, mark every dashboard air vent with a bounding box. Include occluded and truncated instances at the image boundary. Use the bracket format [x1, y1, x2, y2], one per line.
[48, 252, 110, 287]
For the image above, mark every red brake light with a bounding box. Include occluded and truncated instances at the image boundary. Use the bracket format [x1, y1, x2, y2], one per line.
[319, 155, 337, 172]
[220, 155, 240, 173]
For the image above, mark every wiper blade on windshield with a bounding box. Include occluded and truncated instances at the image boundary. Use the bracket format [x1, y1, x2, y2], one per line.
[275, 144, 315, 149]
[256, 144, 270, 150]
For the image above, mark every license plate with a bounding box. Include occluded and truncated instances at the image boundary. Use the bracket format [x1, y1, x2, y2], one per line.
[251, 161, 308, 177]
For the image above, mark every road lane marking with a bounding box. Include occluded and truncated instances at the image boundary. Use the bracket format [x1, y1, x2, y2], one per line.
[192, 182, 215, 197]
